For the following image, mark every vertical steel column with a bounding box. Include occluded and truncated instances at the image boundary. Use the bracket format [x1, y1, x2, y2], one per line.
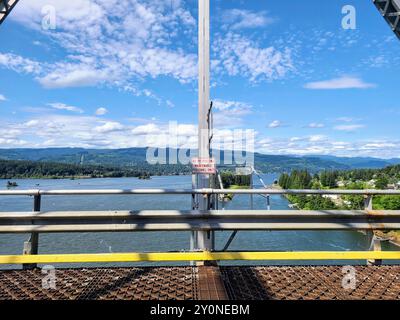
[364, 195, 382, 266]
[23, 194, 40, 269]
[250, 173, 254, 210]
[190, 174, 197, 266]
[196, 0, 214, 253]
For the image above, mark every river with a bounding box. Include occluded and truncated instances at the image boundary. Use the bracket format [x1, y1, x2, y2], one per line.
[0, 174, 398, 268]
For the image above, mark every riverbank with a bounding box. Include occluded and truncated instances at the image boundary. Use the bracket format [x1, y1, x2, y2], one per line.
[0, 158, 192, 180]
[0, 173, 192, 180]
[375, 230, 400, 247]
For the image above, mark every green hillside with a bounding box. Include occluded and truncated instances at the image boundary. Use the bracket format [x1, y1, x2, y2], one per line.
[0, 147, 397, 175]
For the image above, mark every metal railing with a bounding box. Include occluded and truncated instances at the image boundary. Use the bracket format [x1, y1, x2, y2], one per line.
[1, 188, 400, 196]
[0, 188, 400, 267]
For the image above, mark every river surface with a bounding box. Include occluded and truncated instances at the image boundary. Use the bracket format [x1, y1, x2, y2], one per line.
[0, 174, 398, 268]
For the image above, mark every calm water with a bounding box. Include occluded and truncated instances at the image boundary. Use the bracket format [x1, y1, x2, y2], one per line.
[0, 175, 397, 269]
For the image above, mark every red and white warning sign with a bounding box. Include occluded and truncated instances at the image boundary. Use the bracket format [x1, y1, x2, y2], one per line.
[191, 157, 216, 174]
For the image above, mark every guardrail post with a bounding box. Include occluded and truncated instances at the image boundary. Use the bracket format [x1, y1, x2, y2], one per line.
[367, 233, 382, 266]
[364, 195, 382, 266]
[22, 194, 40, 269]
[364, 194, 373, 211]
[190, 175, 197, 266]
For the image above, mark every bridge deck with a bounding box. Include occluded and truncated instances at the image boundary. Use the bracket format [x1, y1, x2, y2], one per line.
[1, 265, 400, 300]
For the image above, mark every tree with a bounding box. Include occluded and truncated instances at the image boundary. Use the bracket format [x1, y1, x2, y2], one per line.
[375, 176, 388, 190]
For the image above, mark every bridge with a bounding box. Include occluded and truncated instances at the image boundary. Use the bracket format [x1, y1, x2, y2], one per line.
[1, 188, 400, 300]
[1, 0, 400, 300]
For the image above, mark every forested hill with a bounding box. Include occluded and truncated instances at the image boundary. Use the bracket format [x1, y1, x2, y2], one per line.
[0, 159, 187, 179]
[0, 148, 398, 174]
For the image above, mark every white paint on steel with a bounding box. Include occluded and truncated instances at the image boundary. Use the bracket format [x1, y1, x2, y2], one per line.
[196, 0, 213, 251]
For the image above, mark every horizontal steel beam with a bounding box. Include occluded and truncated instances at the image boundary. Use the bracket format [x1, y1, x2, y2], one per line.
[208, 189, 400, 195]
[0, 210, 399, 233]
[1, 251, 400, 264]
[0, 188, 399, 196]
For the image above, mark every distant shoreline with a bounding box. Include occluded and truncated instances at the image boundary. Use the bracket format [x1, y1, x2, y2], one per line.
[0, 173, 191, 180]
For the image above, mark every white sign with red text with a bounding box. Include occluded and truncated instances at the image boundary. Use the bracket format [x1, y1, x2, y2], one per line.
[191, 157, 216, 174]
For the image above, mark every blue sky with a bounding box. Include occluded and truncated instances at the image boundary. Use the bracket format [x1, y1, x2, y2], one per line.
[0, 0, 399, 158]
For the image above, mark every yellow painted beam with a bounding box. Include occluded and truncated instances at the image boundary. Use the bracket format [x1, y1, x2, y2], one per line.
[1, 251, 400, 264]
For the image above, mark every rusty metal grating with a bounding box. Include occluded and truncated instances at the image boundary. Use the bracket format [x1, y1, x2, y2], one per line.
[0, 267, 198, 300]
[220, 265, 400, 300]
[198, 266, 228, 300]
[1, 265, 400, 300]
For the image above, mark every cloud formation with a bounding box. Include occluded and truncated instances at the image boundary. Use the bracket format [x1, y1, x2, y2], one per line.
[222, 9, 275, 30]
[7, 0, 198, 92]
[0, 111, 397, 158]
[304, 76, 376, 90]
[48, 102, 84, 113]
[95, 107, 108, 116]
[213, 99, 252, 127]
[268, 120, 283, 128]
[307, 123, 325, 128]
[215, 32, 294, 82]
[333, 124, 365, 132]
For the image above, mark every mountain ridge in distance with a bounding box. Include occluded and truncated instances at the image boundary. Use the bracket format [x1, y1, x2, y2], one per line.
[0, 147, 398, 173]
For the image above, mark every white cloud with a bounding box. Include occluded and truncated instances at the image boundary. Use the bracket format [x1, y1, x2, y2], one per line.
[94, 121, 124, 133]
[176, 124, 196, 136]
[0, 94, 6, 101]
[213, 99, 252, 127]
[131, 123, 161, 135]
[166, 100, 175, 108]
[23, 120, 40, 127]
[48, 103, 84, 113]
[0, 1, 297, 93]
[0, 112, 399, 158]
[256, 135, 400, 159]
[0, 112, 247, 151]
[333, 124, 365, 132]
[4, 0, 198, 92]
[307, 123, 325, 128]
[304, 76, 376, 90]
[15, 115, 126, 147]
[0, 53, 42, 75]
[95, 107, 108, 116]
[222, 9, 274, 30]
[268, 120, 283, 128]
[215, 32, 294, 82]
[39, 67, 108, 89]
[290, 137, 306, 142]
[335, 117, 357, 122]
[309, 135, 327, 142]
[213, 100, 251, 113]
[361, 142, 396, 149]
[0, 138, 27, 146]
[362, 55, 387, 68]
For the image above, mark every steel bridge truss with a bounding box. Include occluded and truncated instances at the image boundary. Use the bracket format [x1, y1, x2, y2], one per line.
[0, 0, 18, 25]
[374, 0, 400, 39]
